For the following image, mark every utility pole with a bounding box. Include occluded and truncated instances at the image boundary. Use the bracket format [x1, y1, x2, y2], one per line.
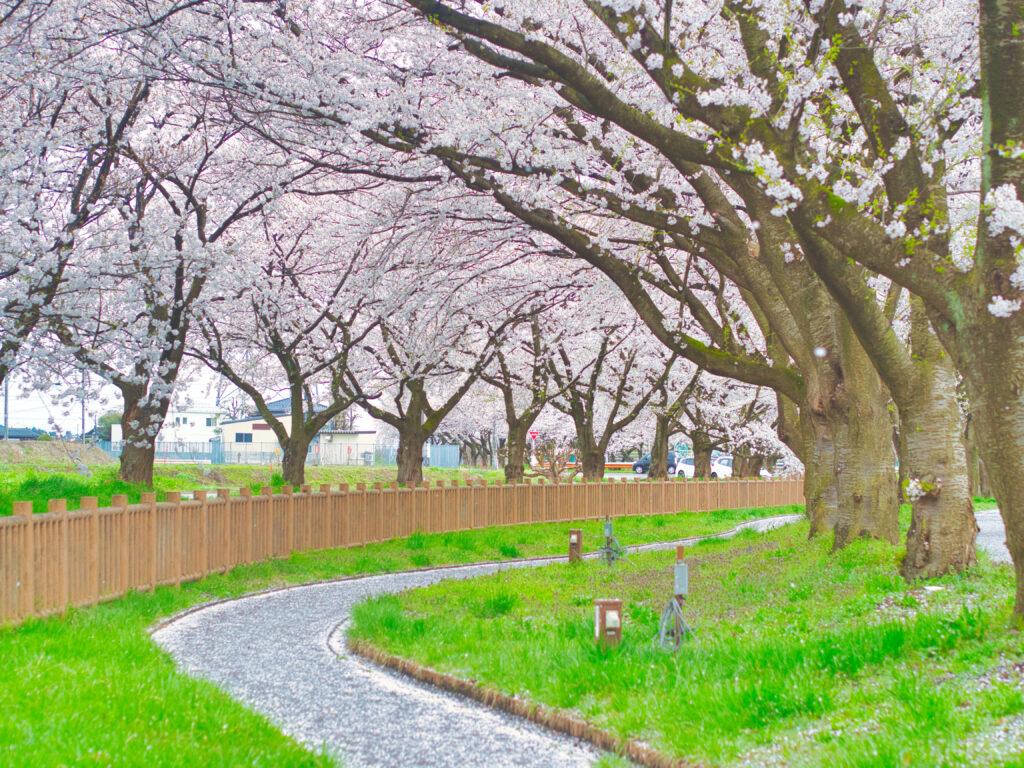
[491, 418, 499, 470]
[3, 378, 8, 440]
[80, 370, 87, 442]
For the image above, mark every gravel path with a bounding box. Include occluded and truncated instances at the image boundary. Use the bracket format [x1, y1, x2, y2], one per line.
[152, 514, 799, 768]
[976, 509, 1010, 563]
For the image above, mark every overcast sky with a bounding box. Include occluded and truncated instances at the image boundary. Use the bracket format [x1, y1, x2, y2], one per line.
[2, 376, 222, 434]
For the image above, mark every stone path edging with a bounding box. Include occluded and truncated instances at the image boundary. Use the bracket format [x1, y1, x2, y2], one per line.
[344, 638, 704, 768]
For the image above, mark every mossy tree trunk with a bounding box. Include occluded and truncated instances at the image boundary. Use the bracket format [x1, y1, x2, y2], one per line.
[503, 421, 532, 483]
[899, 304, 977, 578]
[396, 427, 427, 486]
[692, 431, 713, 478]
[827, 316, 900, 547]
[280, 433, 309, 489]
[648, 412, 671, 479]
[118, 385, 171, 486]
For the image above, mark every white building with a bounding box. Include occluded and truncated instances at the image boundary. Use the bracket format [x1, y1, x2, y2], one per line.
[111, 405, 226, 445]
[109, 398, 384, 466]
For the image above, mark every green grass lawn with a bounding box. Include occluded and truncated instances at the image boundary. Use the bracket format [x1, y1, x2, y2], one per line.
[0, 463, 506, 515]
[349, 521, 1024, 768]
[0, 503, 790, 766]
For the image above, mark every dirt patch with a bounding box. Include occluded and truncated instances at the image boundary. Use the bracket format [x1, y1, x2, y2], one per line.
[197, 468, 229, 484]
[0, 441, 114, 467]
[874, 585, 979, 622]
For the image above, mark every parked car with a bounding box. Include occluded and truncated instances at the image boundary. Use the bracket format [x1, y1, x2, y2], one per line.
[711, 455, 733, 479]
[675, 456, 695, 478]
[677, 454, 771, 479]
[632, 452, 678, 474]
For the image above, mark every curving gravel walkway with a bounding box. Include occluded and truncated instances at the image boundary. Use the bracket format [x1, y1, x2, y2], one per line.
[975, 509, 1010, 563]
[152, 514, 800, 768]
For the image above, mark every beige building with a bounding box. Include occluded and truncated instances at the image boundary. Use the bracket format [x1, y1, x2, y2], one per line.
[219, 399, 379, 465]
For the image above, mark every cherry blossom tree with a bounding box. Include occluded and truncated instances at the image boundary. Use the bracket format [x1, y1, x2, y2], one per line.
[43, 85, 309, 485]
[335, 189, 547, 484]
[191, 0, 903, 548]
[191, 199, 387, 487]
[545, 278, 677, 480]
[0, 3, 151, 388]
[208, 0, 978, 574]
[10, 0, 1024, 609]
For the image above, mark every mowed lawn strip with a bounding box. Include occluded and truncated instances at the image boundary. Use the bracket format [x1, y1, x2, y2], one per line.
[0, 504, 790, 767]
[349, 521, 1023, 768]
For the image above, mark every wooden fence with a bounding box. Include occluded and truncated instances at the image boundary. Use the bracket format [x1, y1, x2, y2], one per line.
[0, 476, 803, 627]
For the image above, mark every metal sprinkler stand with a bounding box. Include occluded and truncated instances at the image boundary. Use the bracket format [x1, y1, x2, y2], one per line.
[659, 545, 694, 650]
[597, 515, 626, 565]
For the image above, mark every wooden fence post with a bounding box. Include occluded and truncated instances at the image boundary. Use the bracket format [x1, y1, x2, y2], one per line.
[142, 492, 157, 591]
[49, 498, 69, 612]
[217, 488, 231, 572]
[79, 496, 100, 605]
[194, 490, 209, 577]
[317, 483, 331, 547]
[111, 494, 129, 596]
[303, 485, 314, 548]
[262, 486, 277, 557]
[338, 483, 350, 546]
[167, 492, 182, 585]
[283, 485, 295, 554]
[241, 487, 254, 563]
[13, 501, 33, 619]
[355, 483, 366, 545]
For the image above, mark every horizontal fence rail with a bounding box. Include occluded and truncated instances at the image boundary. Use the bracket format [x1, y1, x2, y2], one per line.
[0, 477, 803, 627]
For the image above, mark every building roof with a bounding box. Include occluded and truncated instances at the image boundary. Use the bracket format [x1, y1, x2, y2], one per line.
[220, 397, 329, 426]
[263, 397, 293, 415]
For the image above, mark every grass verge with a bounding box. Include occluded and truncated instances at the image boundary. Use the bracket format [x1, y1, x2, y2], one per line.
[349, 522, 1023, 768]
[0, 503, 791, 766]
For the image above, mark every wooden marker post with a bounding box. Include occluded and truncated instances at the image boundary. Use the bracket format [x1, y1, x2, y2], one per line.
[568, 529, 583, 563]
[594, 598, 623, 647]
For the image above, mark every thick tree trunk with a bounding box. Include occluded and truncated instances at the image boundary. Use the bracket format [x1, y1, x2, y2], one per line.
[280, 437, 308, 488]
[119, 431, 156, 486]
[900, 336, 977, 579]
[964, 416, 992, 498]
[118, 389, 165, 486]
[829, 321, 900, 548]
[579, 449, 605, 480]
[953, 0, 1024, 620]
[972, 403, 1024, 622]
[692, 431, 713, 478]
[649, 412, 671, 479]
[733, 450, 763, 478]
[950, 311, 1024, 620]
[802, 411, 838, 536]
[397, 428, 426, 485]
[504, 424, 529, 483]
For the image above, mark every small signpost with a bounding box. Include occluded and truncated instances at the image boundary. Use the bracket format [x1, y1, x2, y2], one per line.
[658, 545, 694, 650]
